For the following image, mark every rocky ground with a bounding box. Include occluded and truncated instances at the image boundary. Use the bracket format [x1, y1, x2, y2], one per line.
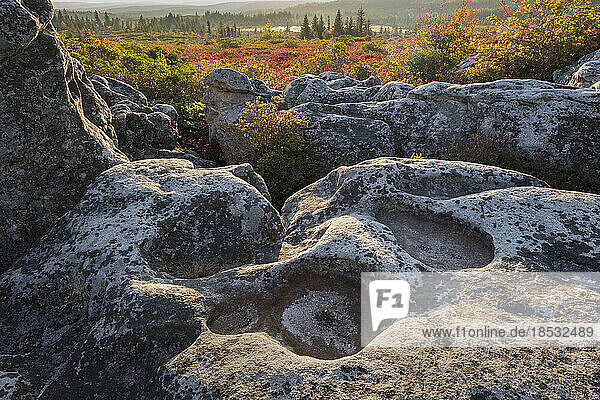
[1, 0, 600, 399]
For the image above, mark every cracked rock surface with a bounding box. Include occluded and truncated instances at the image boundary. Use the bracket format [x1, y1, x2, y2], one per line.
[0, 0, 128, 271]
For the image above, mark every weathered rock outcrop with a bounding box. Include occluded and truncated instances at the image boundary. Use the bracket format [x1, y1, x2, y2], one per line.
[283, 72, 382, 107]
[204, 69, 600, 175]
[0, 159, 283, 398]
[292, 102, 396, 172]
[202, 68, 281, 164]
[568, 60, 600, 88]
[370, 79, 600, 167]
[90, 75, 212, 166]
[280, 158, 599, 272]
[203, 68, 397, 173]
[0, 0, 128, 271]
[554, 48, 600, 87]
[3, 157, 599, 398]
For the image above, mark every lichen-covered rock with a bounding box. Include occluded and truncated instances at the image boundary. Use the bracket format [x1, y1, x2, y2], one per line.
[0, 1, 128, 271]
[372, 81, 414, 101]
[283, 73, 381, 107]
[203, 68, 395, 170]
[292, 102, 396, 173]
[0, 159, 283, 398]
[160, 158, 600, 398]
[89, 75, 212, 165]
[567, 60, 600, 88]
[281, 158, 599, 271]
[90, 74, 149, 108]
[0, 0, 53, 62]
[110, 104, 178, 158]
[2, 157, 599, 398]
[375, 80, 600, 168]
[554, 48, 600, 85]
[204, 70, 600, 174]
[309, 79, 600, 170]
[202, 68, 281, 164]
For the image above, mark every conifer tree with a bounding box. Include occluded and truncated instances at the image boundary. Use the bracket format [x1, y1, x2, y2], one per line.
[333, 10, 344, 37]
[311, 14, 319, 38]
[300, 14, 311, 39]
[356, 6, 365, 35]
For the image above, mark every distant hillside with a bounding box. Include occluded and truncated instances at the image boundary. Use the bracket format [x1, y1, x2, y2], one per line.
[55, 0, 600, 26]
[54, 0, 329, 18]
[286, 0, 502, 26]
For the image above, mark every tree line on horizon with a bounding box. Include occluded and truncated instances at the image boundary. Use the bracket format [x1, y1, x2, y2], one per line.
[52, 7, 401, 38]
[299, 7, 379, 39]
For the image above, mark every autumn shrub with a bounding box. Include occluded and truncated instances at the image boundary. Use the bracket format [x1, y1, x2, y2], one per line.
[282, 39, 299, 48]
[472, 0, 600, 81]
[350, 61, 372, 80]
[444, 133, 600, 194]
[295, 41, 350, 75]
[234, 96, 316, 208]
[362, 42, 386, 54]
[404, 1, 479, 83]
[218, 37, 241, 49]
[64, 36, 203, 103]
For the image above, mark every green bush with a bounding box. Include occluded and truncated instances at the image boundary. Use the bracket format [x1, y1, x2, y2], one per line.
[350, 61, 372, 80]
[362, 42, 386, 54]
[234, 96, 317, 208]
[176, 102, 222, 162]
[296, 41, 350, 75]
[218, 37, 241, 49]
[403, 2, 478, 84]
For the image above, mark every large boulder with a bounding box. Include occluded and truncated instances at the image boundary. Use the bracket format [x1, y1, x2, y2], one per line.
[202, 68, 280, 164]
[90, 75, 211, 166]
[0, 0, 128, 271]
[0, 159, 283, 398]
[301, 79, 600, 170]
[0, 0, 53, 62]
[292, 102, 396, 173]
[554, 48, 600, 86]
[162, 158, 600, 398]
[203, 69, 397, 171]
[377, 80, 600, 168]
[567, 60, 600, 88]
[204, 70, 600, 174]
[283, 72, 382, 107]
[3, 157, 599, 398]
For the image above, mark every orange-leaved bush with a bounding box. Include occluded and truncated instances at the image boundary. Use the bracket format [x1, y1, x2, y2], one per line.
[472, 0, 600, 81]
[404, 0, 479, 83]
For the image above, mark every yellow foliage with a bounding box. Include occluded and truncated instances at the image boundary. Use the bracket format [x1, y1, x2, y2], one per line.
[473, 0, 600, 80]
[235, 95, 308, 156]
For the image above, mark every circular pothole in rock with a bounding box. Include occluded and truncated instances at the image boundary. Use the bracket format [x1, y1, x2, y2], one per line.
[206, 273, 360, 360]
[376, 208, 494, 269]
[280, 290, 358, 357]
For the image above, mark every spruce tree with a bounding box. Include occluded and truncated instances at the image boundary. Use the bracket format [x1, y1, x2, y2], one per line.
[300, 14, 311, 39]
[318, 15, 325, 38]
[333, 10, 343, 37]
[311, 15, 319, 38]
[356, 6, 365, 35]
